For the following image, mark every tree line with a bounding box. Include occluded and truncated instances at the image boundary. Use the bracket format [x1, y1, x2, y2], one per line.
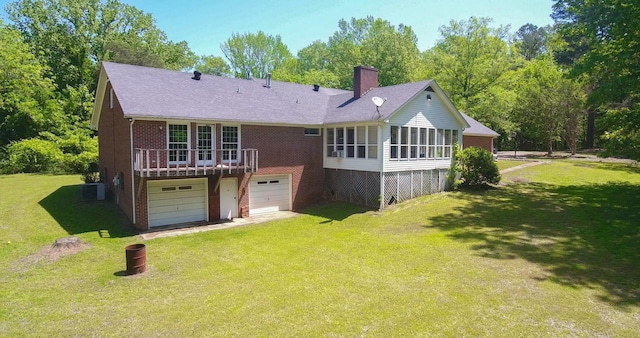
[1, 0, 637, 175]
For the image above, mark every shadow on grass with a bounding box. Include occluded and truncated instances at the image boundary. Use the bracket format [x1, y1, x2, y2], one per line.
[39, 185, 134, 238]
[302, 202, 372, 223]
[428, 182, 640, 307]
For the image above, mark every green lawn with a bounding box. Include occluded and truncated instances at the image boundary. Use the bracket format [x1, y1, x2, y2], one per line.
[1, 162, 639, 336]
[496, 159, 530, 171]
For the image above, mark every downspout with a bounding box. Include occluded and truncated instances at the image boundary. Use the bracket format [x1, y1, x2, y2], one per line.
[129, 118, 136, 225]
[378, 123, 385, 211]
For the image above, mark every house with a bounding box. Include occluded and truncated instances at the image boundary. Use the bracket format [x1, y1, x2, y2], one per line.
[460, 112, 500, 153]
[91, 63, 470, 230]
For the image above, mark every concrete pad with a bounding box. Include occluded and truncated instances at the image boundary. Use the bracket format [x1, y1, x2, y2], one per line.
[140, 211, 299, 240]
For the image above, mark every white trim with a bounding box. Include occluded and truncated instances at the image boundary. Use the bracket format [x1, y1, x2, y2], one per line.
[196, 123, 215, 165]
[221, 124, 241, 163]
[166, 123, 190, 164]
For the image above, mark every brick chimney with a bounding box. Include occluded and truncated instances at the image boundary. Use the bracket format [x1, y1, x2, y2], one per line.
[353, 65, 378, 99]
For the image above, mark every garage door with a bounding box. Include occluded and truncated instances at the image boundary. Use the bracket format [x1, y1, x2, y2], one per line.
[147, 178, 207, 227]
[249, 175, 290, 215]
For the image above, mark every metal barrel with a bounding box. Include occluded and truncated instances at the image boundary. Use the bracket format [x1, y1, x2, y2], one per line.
[125, 244, 146, 275]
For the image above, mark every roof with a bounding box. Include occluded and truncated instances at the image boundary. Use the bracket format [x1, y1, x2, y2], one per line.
[91, 62, 469, 129]
[460, 112, 500, 137]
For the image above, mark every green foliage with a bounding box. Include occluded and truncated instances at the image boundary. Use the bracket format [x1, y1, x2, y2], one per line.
[553, 0, 640, 158]
[514, 23, 549, 60]
[511, 56, 585, 153]
[456, 146, 501, 187]
[0, 22, 63, 146]
[221, 31, 292, 79]
[1, 138, 63, 173]
[420, 17, 515, 112]
[194, 55, 231, 77]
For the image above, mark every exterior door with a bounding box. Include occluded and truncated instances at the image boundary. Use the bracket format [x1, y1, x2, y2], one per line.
[147, 178, 208, 227]
[197, 124, 214, 166]
[219, 178, 238, 220]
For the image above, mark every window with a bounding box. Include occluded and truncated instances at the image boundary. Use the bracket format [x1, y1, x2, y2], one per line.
[357, 126, 366, 158]
[419, 128, 427, 159]
[222, 125, 239, 161]
[326, 126, 378, 159]
[368, 126, 378, 159]
[390, 126, 399, 159]
[410, 127, 418, 159]
[327, 128, 335, 155]
[444, 129, 452, 158]
[436, 129, 444, 158]
[428, 128, 436, 158]
[400, 127, 409, 159]
[168, 124, 188, 163]
[304, 128, 320, 136]
[197, 125, 213, 163]
[346, 127, 355, 158]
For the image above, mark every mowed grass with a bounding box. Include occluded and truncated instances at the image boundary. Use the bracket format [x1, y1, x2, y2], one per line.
[1, 161, 639, 336]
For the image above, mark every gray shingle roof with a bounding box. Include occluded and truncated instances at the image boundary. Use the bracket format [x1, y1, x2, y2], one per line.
[100, 62, 465, 127]
[460, 112, 500, 137]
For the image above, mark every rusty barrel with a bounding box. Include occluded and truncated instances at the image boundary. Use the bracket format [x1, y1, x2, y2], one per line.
[125, 243, 146, 275]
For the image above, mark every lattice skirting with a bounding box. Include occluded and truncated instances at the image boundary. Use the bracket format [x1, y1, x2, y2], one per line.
[324, 169, 381, 208]
[324, 168, 450, 209]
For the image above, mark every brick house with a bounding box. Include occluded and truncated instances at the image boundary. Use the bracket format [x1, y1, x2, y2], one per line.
[91, 62, 471, 230]
[460, 112, 500, 153]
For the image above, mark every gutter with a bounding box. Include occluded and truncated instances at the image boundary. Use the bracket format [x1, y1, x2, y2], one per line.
[129, 118, 136, 225]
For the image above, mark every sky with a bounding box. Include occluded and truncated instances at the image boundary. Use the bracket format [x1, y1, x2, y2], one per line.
[0, 0, 556, 56]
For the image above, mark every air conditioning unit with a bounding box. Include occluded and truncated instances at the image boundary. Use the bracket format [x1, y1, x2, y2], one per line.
[332, 150, 344, 158]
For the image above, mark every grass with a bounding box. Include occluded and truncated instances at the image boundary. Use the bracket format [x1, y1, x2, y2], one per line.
[496, 159, 530, 171]
[1, 162, 639, 336]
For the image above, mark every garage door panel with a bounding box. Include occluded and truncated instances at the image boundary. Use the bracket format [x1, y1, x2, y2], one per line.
[249, 175, 290, 216]
[147, 178, 207, 227]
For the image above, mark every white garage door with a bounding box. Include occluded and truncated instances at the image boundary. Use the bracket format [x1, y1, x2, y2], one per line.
[147, 178, 207, 227]
[249, 175, 290, 215]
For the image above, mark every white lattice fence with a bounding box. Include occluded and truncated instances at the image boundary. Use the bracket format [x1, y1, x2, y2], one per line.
[383, 169, 450, 207]
[324, 169, 380, 208]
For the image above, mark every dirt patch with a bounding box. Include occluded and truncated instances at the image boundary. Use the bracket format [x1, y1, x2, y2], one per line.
[18, 237, 91, 267]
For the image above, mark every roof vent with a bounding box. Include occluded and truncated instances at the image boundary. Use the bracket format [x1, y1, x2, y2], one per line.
[264, 73, 272, 88]
[246, 70, 252, 80]
[192, 71, 201, 81]
[313, 84, 320, 91]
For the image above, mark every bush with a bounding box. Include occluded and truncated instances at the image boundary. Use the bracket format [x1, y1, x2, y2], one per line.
[456, 146, 501, 187]
[1, 138, 64, 173]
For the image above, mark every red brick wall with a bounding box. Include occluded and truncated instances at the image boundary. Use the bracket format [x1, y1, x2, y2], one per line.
[97, 83, 135, 226]
[242, 125, 324, 213]
[353, 66, 379, 98]
[463, 135, 494, 153]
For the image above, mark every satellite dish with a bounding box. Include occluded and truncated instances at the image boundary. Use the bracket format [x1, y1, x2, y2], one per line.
[372, 96, 385, 107]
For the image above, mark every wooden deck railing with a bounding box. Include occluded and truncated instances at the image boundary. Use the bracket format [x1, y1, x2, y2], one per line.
[134, 148, 258, 177]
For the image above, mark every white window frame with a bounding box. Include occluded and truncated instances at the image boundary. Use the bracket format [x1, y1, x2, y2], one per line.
[197, 124, 215, 165]
[221, 125, 240, 162]
[304, 128, 321, 136]
[168, 123, 189, 164]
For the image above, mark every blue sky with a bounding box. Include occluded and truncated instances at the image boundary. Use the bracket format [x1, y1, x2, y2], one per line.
[1, 0, 555, 56]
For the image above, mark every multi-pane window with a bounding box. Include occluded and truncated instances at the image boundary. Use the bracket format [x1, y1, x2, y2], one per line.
[304, 128, 320, 136]
[391, 126, 458, 160]
[327, 126, 378, 159]
[222, 125, 239, 161]
[168, 124, 188, 163]
[419, 128, 427, 158]
[197, 125, 213, 163]
[368, 126, 378, 159]
[346, 127, 355, 158]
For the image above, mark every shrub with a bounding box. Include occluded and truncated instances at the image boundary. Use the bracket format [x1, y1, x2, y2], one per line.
[1, 138, 64, 173]
[456, 146, 501, 187]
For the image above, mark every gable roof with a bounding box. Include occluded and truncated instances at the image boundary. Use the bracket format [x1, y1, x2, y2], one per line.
[460, 112, 500, 137]
[91, 62, 469, 129]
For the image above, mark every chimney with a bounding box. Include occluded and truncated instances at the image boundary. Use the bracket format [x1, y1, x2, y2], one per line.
[353, 65, 378, 99]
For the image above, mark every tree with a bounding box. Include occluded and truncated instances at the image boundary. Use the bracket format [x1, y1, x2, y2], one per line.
[194, 55, 231, 76]
[421, 17, 514, 112]
[514, 23, 548, 60]
[220, 31, 292, 79]
[511, 57, 584, 154]
[325, 17, 420, 89]
[420, 17, 519, 139]
[553, 0, 640, 158]
[0, 22, 63, 146]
